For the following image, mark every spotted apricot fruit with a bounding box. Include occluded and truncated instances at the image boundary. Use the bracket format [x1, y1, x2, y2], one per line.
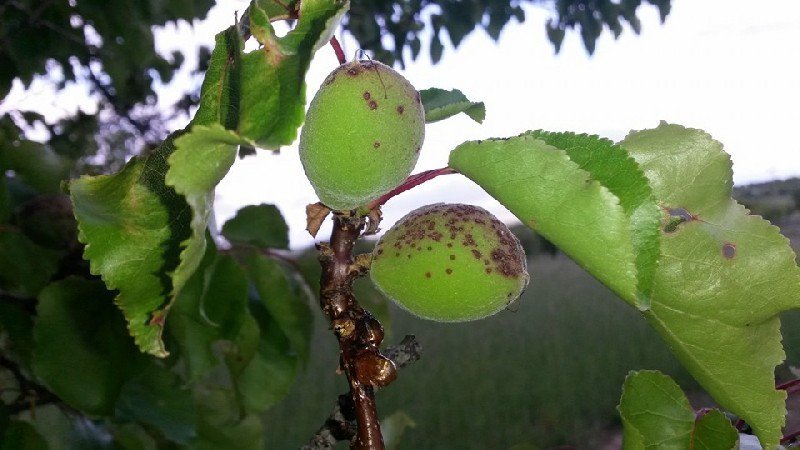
[299, 59, 425, 211]
[370, 203, 529, 322]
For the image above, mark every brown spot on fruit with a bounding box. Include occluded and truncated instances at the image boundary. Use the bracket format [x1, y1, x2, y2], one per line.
[425, 272, 431, 278]
[722, 242, 736, 259]
[369, 100, 378, 110]
[373, 141, 381, 149]
[450, 255, 456, 260]
[363, 91, 371, 100]
[397, 105, 404, 114]
[446, 268, 453, 274]
[471, 249, 482, 259]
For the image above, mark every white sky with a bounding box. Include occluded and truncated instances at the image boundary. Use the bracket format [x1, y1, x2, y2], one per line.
[3, 0, 800, 249]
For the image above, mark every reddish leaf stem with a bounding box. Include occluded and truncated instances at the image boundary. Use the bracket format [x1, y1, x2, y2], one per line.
[367, 167, 457, 210]
[330, 36, 346, 65]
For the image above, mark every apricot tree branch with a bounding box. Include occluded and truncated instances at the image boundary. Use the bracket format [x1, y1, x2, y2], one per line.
[315, 212, 398, 449]
[367, 167, 457, 210]
[302, 335, 422, 450]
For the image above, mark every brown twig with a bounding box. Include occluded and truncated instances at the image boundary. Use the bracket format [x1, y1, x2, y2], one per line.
[302, 335, 422, 449]
[330, 36, 346, 65]
[366, 167, 457, 210]
[315, 212, 398, 449]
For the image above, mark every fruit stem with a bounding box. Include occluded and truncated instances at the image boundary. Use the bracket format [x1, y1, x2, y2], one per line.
[330, 36, 346, 65]
[317, 212, 396, 450]
[367, 167, 457, 210]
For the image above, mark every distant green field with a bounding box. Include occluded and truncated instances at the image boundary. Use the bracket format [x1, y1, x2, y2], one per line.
[263, 255, 702, 449]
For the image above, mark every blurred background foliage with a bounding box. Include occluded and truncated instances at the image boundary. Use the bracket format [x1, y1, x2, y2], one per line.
[1, 0, 671, 175]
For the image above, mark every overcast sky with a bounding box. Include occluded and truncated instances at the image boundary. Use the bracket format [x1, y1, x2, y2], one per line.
[4, 1, 800, 249]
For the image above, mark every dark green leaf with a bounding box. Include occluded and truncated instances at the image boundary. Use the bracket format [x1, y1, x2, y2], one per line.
[693, 410, 739, 450]
[70, 131, 193, 357]
[1, 420, 48, 450]
[241, 251, 313, 362]
[0, 302, 34, 370]
[168, 242, 252, 381]
[420, 88, 485, 124]
[221, 204, 289, 250]
[32, 278, 139, 415]
[115, 362, 197, 445]
[0, 229, 62, 298]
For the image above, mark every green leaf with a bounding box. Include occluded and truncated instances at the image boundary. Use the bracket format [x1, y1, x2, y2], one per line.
[420, 88, 485, 124]
[221, 204, 289, 250]
[254, 0, 300, 20]
[192, 387, 264, 450]
[1, 421, 48, 450]
[166, 124, 249, 304]
[168, 241, 252, 381]
[0, 140, 71, 194]
[448, 133, 640, 302]
[192, 27, 243, 131]
[0, 229, 62, 298]
[234, 292, 299, 412]
[70, 131, 193, 357]
[191, 0, 347, 149]
[618, 370, 738, 450]
[115, 362, 197, 445]
[0, 302, 34, 370]
[240, 251, 313, 362]
[693, 410, 739, 450]
[620, 123, 800, 448]
[523, 131, 661, 305]
[32, 278, 139, 415]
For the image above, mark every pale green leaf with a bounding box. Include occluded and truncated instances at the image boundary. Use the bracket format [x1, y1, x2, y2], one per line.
[70, 131, 192, 357]
[381, 411, 416, 450]
[420, 88, 485, 124]
[449, 133, 639, 302]
[32, 278, 139, 415]
[221, 204, 289, 249]
[620, 122, 800, 448]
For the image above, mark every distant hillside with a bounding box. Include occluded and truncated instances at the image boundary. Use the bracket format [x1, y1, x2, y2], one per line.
[734, 177, 800, 222]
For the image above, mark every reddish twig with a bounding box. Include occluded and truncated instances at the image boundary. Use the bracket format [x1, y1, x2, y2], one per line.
[778, 378, 800, 396]
[330, 36, 346, 65]
[367, 167, 457, 210]
[315, 213, 398, 449]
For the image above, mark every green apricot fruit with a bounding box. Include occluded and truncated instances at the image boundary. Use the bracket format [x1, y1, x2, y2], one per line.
[370, 203, 529, 322]
[299, 60, 425, 211]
